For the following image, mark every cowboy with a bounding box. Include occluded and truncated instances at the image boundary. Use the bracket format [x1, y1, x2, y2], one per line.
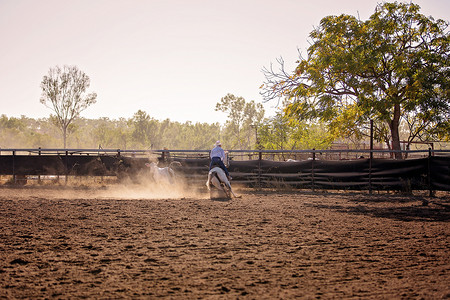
[209, 141, 232, 180]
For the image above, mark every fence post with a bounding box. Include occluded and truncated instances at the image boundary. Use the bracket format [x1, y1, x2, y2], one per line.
[13, 150, 16, 184]
[65, 150, 69, 185]
[258, 150, 262, 190]
[38, 147, 41, 184]
[312, 149, 315, 192]
[369, 153, 373, 195]
[428, 148, 433, 197]
[369, 120, 373, 195]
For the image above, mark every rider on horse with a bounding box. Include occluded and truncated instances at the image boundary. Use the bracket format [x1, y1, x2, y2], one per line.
[209, 141, 232, 180]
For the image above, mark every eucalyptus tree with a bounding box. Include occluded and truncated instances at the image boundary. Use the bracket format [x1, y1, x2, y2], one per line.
[40, 65, 97, 148]
[262, 2, 449, 158]
[215, 93, 265, 149]
[128, 110, 159, 149]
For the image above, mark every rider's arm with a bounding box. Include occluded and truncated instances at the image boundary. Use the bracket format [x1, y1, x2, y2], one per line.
[220, 148, 226, 161]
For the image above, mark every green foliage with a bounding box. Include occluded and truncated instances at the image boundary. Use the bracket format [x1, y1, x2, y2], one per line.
[1, 110, 448, 150]
[0, 115, 59, 148]
[0, 113, 221, 150]
[127, 110, 157, 148]
[91, 117, 129, 149]
[262, 2, 450, 158]
[215, 93, 265, 149]
[258, 111, 333, 150]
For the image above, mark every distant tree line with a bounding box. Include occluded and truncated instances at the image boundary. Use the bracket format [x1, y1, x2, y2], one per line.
[2, 89, 448, 151]
[0, 113, 218, 150]
[0, 95, 334, 151]
[1, 109, 447, 151]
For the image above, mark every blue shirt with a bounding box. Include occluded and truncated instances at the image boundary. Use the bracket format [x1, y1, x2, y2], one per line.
[210, 146, 225, 160]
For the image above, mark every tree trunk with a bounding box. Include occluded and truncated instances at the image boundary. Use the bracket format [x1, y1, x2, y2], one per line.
[390, 103, 403, 159]
[63, 126, 67, 149]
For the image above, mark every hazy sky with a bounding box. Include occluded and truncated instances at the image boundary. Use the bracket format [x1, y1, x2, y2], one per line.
[1, 0, 448, 124]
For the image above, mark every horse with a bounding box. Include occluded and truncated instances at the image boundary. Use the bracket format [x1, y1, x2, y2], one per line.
[206, 167, 237, 199]
[145, 162, 177, 184]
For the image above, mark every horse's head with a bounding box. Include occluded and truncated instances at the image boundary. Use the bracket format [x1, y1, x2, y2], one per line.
[145, 162, 158, 169]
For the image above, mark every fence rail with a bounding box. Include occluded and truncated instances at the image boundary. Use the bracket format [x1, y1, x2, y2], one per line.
[1, 148, 449, 157]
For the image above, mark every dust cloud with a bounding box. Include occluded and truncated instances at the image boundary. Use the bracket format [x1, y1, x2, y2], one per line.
[96, 175, 207, 200]
[0, 173, 208, 201]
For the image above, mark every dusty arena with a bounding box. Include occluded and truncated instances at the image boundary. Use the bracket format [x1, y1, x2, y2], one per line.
[0, 183, 449, 299]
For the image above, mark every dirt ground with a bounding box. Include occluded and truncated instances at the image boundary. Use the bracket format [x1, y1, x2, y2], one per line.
[0, 185, 449, 299]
